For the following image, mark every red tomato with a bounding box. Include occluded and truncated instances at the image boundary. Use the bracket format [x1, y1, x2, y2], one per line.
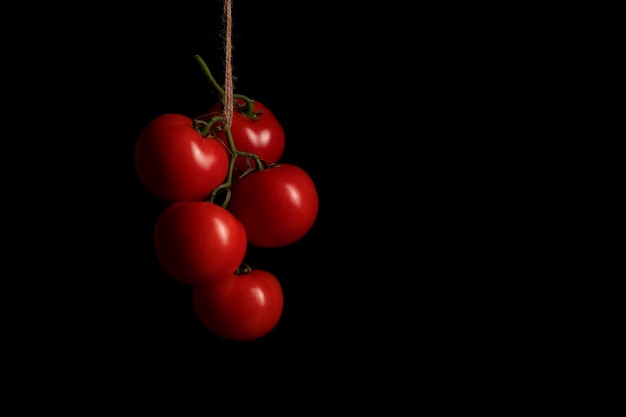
[205, 99, 285, 172]
[227, 163, 319, 248]
[134, 113, 230, 203]
[153, 201, 247, 285]
[192, 269, 284, 341]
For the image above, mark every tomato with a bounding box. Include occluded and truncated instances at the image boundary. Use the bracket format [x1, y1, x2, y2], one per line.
[205, 99, 285, 173]
[227, 163, 319, 248]
[192, 268, 284, 341]
[153, 201, 247, 285]
[134, 113, 230, 203]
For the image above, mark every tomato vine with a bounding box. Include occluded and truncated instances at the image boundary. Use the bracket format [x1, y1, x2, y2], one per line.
[191, 55, 272, 207]
[193, 115, 264, 207]
[134, 5, 315, 341]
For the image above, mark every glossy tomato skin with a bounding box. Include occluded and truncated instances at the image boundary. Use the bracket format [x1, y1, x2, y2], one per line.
[134, 113, 230, 203]
[205, 100, 285, 172]
[192, 269, 284, 341]
[154, 201, 247, 285]
[227, 163, 319, 248]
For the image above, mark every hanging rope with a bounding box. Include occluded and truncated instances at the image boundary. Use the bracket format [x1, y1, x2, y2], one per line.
[222, 0, 234, 129]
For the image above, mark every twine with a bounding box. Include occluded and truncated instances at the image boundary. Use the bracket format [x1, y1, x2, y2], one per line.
[222, 0, 234, 128]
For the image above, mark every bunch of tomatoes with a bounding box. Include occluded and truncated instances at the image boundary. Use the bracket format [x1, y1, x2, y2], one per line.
[133, 55, 319, 341]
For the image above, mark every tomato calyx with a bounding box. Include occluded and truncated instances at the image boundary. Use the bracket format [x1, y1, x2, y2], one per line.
[234, 262, 254, 275]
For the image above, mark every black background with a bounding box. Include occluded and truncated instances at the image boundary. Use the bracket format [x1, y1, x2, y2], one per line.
[7, 0, 544, 398]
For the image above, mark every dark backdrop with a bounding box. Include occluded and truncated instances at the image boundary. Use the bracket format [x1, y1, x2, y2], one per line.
[8, 0, 539, 399]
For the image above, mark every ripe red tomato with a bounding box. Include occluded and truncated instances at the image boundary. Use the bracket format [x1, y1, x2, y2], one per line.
[134, 113, 230, 203]
[192, 268, 284, 341]
[205, 99, 285, 172]
[153, 201, 247, 285]
[227, 163, 319, 248]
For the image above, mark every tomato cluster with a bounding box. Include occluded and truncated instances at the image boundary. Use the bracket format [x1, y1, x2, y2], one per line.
[134, 57, 318, 341]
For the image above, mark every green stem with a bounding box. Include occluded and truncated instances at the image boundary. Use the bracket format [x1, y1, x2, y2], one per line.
[193, 117, 222, 137]
[234, 94, 257, 119]
[208, 120, 236, 207]
[204, 121, 264, 207]
[194, 54, 224, 99]
[209, 156, 234, 207]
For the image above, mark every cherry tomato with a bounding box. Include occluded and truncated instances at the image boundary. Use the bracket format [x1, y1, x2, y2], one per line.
[153, 201, 247, 285]
[192, 268, 284, 341]
[134, 113, 230, 203]
[205, 99, 285, 173]
[227, 163, 319, 248]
